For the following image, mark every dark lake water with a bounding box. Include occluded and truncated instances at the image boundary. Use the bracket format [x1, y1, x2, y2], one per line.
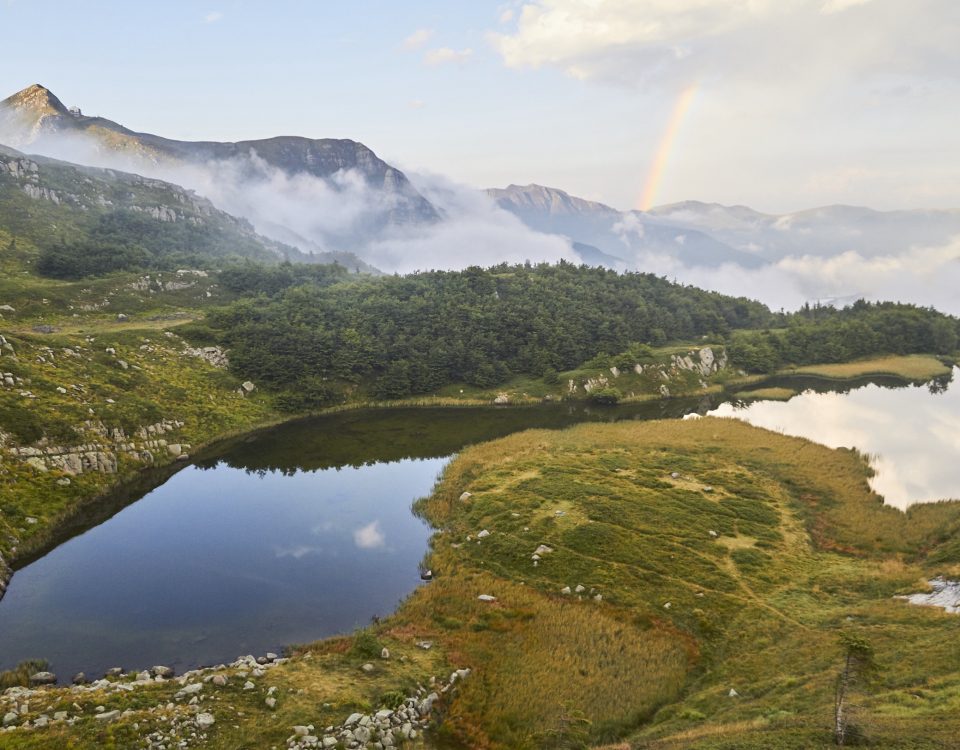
[1, 371, 958, 678]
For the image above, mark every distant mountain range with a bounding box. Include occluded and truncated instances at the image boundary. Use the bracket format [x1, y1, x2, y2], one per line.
[489, 184, 960, 268]
[2, 84, 958, 278]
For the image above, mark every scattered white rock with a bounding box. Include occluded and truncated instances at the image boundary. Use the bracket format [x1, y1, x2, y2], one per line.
[195, 712, 215, 729]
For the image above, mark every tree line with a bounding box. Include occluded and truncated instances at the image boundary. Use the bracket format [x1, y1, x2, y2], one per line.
[189, 262, 958, 409]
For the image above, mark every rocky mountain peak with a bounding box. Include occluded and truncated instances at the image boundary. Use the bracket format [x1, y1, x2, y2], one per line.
[2, 84, 69, 118]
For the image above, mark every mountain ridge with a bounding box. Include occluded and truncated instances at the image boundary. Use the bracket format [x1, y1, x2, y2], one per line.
[0, 84, 440, 242]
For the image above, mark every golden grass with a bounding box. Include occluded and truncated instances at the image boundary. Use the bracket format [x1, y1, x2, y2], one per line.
[406, 417, 960, 748]
[786, 354, 950, 381]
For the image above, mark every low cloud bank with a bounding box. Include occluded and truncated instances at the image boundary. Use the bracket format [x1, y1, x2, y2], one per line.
[637, 238, 960, 314]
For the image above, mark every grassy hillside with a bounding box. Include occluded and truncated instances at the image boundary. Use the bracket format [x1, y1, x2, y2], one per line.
[5, 418, 959, 749]
[401, 418, 960, 748]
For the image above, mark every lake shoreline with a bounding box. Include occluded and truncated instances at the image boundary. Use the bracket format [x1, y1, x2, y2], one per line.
[0, 358, 951, 633]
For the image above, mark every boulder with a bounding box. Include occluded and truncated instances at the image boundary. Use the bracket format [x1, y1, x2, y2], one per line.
[29, 671, 56, 685]
[152, 665, 175, 679]
[72, 672, 86, 685]
[493, 393, 509, 405]
[195, 712, 215, 729]
[477, 594, 497, 602]
[477, 529, 490, 539]
[241, 381, 256, 393]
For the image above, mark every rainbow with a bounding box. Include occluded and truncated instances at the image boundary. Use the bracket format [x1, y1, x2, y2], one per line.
[637, 84, 698, 211]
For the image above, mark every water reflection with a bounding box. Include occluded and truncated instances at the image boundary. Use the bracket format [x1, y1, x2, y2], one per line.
[3, 373, 958, 676]
[0, 459, 442, 678]
[707, 367, 960, 509]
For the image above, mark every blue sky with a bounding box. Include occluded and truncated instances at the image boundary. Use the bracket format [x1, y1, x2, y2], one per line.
[1, 0, 957, 212]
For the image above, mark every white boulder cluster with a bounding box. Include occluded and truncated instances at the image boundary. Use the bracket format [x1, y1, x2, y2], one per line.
[285, 669, 471, 750]
[570, 346, 728, 395]
[1, 652, 285, 747]
[897, 577, 960, 614]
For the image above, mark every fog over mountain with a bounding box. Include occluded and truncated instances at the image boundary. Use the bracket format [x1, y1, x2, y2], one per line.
[2, 83, 958, 312]
[490, 184, 960, 314]
[0, 84, 577, 272]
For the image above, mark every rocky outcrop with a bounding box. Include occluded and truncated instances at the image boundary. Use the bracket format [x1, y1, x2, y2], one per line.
[897, 578, 960, 614]
[286, 668, 470, 750]
[569, 346, 728, 397]
[6, 419, 188, 476]
[182, 345, 229, 369]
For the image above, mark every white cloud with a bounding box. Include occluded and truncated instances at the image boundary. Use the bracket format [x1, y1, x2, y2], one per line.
[362, 171, 578, 273]
[402, 28, 434, 51]
[633, 235, 960, 314]
[203, 11, 223, 23]
[424, 47, 474, 66]
[353, 521, 385, 549]
[491, 0, 957, 90]
[274, 544, 319, 559]
[612, 212, 645, 244]
[409, 99, 426, 109]
[820, 0, 874, 13]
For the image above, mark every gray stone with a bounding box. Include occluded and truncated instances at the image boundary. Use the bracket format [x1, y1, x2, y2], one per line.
[477, 594, 496, 602]
[95, 710, 120, 722]
[195, 712, 215, 729]
[2, 712, 18, 726]
[30, 671, 56, 685]
[152, 665, 174, 679]
[72, 672, 86, 685]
